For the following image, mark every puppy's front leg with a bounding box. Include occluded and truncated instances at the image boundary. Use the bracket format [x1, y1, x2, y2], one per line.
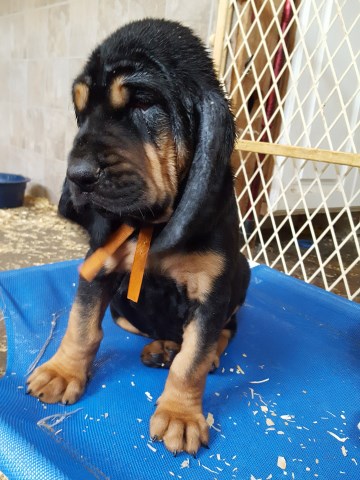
[150, 312, 220, 455]
[27, 275, 113, 404]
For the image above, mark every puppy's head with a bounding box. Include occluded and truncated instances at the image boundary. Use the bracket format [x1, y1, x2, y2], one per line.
[67, 72, 182, 226]
[62, 19, 235, 249]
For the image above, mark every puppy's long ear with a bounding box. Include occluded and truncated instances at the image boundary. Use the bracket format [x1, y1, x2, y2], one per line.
[152, 91, 235, 252]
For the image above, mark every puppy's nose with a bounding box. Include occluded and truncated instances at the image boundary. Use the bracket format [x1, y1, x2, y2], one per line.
[67, 160, 100, 189]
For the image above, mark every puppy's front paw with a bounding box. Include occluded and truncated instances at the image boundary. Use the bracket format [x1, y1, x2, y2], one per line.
[27, 359, 87, 405]
[150, 398, 209, 455]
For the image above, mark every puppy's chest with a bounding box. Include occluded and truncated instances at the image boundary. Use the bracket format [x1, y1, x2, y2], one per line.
[108, 240, 224, 303]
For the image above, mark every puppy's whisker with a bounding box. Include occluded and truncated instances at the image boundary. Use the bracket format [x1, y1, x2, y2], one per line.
[138, 208, 145, 220]
[148, 206, 155, 218]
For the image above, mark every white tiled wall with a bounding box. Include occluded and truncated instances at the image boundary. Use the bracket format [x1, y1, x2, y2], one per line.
[0, 0, 217, 202]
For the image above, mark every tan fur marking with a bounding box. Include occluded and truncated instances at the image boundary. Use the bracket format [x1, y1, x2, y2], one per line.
[141, 340, 180, 367]
[143, 340, 167, 355]
[176, 140, 189, 177]
[158, 134, 178, 194]
[170, 322, 200, 380]
[73, 82, 89, 112]
[144, 143, 166, 198]
[109, 76, 129, 108]
[115, 316, 149, 337]
[154, 252, 225, 303]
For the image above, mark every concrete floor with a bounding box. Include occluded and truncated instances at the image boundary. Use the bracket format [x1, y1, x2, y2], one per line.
[0, 196, 88, 270]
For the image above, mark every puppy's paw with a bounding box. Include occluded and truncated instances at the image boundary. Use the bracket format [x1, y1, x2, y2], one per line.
[26, 360, 87, 405]
[150, 399, 209, 455]
[141, 340, 180, 369]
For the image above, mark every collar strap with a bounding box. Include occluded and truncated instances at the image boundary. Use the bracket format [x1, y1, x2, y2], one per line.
[79, 224, 154, 303]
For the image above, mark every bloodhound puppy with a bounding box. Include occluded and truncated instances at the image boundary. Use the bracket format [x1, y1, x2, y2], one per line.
[27, 19, 250, 455]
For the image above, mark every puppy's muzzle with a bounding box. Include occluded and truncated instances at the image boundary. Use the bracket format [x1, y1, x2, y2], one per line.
[67, 157, 100, 191]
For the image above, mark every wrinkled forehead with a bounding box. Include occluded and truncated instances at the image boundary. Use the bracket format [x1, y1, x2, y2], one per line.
[73, 75, 129, 112]
[72, 54, 170, 113]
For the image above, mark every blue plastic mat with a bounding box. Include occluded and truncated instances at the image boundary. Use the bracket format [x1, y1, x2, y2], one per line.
[0, 260, 359, 479]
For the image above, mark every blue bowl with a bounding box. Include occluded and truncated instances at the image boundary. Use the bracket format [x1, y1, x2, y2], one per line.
[0, 173, 30, 208]
[297, 239, 313, 249]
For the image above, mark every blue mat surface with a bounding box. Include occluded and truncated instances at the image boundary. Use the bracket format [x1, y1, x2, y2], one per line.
[0, 260, 359, 479]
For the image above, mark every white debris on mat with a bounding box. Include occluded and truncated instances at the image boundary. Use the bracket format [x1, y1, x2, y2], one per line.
[145, 391, 153, 401]
[327, 431, 349, 442]
[249, 378, 269, 384]
[326, 410, 336, 418]
[236, 365, 245, 374]
[280, 415, 294, 421]
[26, 309, 67, 376]
[206, 412, 214, 428]
[37, 408, 83, 432]
[277, 456, 287, 470]
[205, 412, 221, 438]
[180, 459, 190, 469]
[97, 359, 355, 480]
[201, 464, 218, 474]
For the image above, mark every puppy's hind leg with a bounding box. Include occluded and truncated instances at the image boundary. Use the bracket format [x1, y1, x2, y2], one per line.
[210, 328, 234, 372]
[114, 316, 149, 338]
[210, 311, 238, 372]
[141, 340, 181, 368]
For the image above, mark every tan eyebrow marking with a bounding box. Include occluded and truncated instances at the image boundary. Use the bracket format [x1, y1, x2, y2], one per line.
[73, 82, 89, 112]
[109, 76, 130, 108]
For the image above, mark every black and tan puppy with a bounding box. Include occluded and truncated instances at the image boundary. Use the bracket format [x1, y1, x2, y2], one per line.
[27, 19, 250, 455]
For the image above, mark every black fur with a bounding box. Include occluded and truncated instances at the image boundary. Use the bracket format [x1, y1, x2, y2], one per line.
[60, 18, 250, 356]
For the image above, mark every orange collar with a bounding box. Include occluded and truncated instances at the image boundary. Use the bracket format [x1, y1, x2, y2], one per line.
[79, 224, 153, 303]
